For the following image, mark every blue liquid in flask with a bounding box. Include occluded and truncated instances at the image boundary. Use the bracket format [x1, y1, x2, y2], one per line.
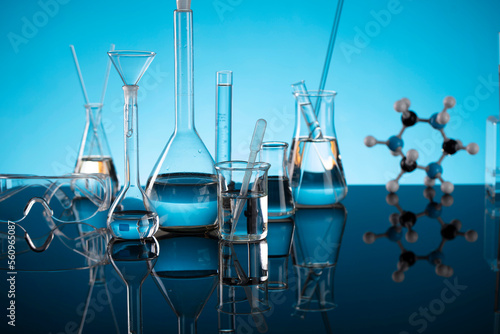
[290, 137, 347, 207]
[109, 210, 158, 240]
[148, 173, 218, 231]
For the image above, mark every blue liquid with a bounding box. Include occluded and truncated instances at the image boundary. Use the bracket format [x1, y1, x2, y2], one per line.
[148, 173, 218, 231]
[73, 197, 108, 234]
[267, 176, 294, 219]
[109, 210, 158, 239]
[290, 137, 347, 207]
[220, 190, 267, 241]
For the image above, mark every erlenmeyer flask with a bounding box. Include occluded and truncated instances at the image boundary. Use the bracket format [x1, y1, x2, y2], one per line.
[289, 87, 347, 207]
[152, 233, 218, 334]
[107, 50, 159, 240]
[146, 0, 218, 232]
[75, 103, 119, 197]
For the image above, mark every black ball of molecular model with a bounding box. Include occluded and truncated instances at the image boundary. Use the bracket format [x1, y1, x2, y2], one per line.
[362, 188, 478, 282]
[364, 97, 479, 194]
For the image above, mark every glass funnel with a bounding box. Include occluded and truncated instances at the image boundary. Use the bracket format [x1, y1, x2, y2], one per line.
[146, 0, 218, 232]
[151, 232, 218, 334]
[289, 86, 347, 207]
[107, 50, 159, 240]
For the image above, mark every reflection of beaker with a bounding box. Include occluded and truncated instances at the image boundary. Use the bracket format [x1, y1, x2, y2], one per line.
[292, 205, 347, 312]
[218, 240, 269, 315]
[152, 233, 218, 334]
[268, 218, 294, 290]
[484, 197, 500, 271]
[289, 91, 347, 207]
[146, 1, 217, 232]
[259, 142, 295, 219]
[75, 103, 119, 198]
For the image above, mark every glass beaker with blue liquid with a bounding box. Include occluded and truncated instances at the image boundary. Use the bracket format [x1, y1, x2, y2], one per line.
[289, 84, 347, 207]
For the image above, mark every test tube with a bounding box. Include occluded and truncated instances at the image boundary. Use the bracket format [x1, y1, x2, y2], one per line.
[292, 81, 323, 140]
[216, 71, 233, 163]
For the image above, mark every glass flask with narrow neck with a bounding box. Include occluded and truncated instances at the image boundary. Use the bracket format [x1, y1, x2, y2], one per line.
[107, 50, 159, 240]
[75, 103, 119, 197]
[259, 142, 295, 219]
[288, 89, 347, 207]
[146, 1, 218, 232]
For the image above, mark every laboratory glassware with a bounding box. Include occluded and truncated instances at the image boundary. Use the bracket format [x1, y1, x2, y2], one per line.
[215, 161, 270, 241]
[146, 0, 218, 232]
[484, 195, 500, 271]
[216, 70, 233, 163]
[107, 50, 159, 240]
[259, 141, 295, 219]
[108, 237, 159, 334]
[267, 217, 294, 290]
[292, 205, 347, 312]
[70, 45, 119, 198]
[289, 87, 347, 207]
[486, 33, 500, 201]
[152, 233, 218, 334]
[218, 239, 270, 316]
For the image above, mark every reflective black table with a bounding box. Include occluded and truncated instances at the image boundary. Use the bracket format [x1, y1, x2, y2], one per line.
[0, 185, 496, 334]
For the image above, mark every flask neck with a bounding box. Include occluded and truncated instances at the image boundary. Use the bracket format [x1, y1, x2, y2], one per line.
[122, 85, 141, 187]
[174, 9, 195, 133]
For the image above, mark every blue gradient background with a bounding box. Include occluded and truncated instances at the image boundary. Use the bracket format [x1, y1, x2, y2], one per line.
[0, 0, 498, 185]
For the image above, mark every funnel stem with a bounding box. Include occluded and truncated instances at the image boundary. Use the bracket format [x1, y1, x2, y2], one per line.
[179, 316, 196, 334]
[174, 9, 195, 132]
[122, 86, 141, 189]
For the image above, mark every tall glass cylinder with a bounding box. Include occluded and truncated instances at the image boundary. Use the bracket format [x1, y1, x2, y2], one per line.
[216, 71, 233, 163]
[289, 90, 347, 207]
[146, 2, 218, 232]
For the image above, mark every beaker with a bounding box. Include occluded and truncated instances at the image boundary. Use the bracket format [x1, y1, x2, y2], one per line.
[289, 90, 347, 207]
[218, 239, 270, 315]
[107, 50, 159, 240]
[215, 161, 270, 242]
[146, 1, 218, 232]
[259, 142, 295, 219]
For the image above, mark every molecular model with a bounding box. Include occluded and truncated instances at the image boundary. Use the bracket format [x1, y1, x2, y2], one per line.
[363, 188, 478, 282]
[364, 97, 479, 194]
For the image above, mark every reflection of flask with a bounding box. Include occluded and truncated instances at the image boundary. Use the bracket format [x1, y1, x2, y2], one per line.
[75, 103, 119, 197]
[147, 1, 217, 232]
[292, 205, 347, 312]
[289, 89, 347, 207]
[152, 233, 218, 334]
[267, 217, 294, 290]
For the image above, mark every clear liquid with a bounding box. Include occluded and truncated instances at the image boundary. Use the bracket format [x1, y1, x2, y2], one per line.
[289, 137, 347, 206]
[220, 190, 268, 241]
[75, 156, 119, 196]
[147, 173, 218, 231]
[267, 176, 294, 219]
[109, 210, 158, 239]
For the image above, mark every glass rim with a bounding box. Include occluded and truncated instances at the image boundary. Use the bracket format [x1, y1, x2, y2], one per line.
[215, 161, 271, 171]
[261, 141, 289, 149]
[294, 90, 337, 97]
[107, 50, 156, 57]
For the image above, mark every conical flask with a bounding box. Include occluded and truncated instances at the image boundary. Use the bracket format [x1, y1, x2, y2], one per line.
[107, 50, 159, 240]
[289, 83, 347, 207]
[151, 233, 218, 334]
[146, 0, 218, 232]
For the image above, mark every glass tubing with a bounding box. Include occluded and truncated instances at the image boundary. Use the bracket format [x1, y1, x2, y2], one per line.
[216, 71, 233, 163]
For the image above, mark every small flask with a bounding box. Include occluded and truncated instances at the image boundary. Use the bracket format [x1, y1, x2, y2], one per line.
[259, 141, 295, 219]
